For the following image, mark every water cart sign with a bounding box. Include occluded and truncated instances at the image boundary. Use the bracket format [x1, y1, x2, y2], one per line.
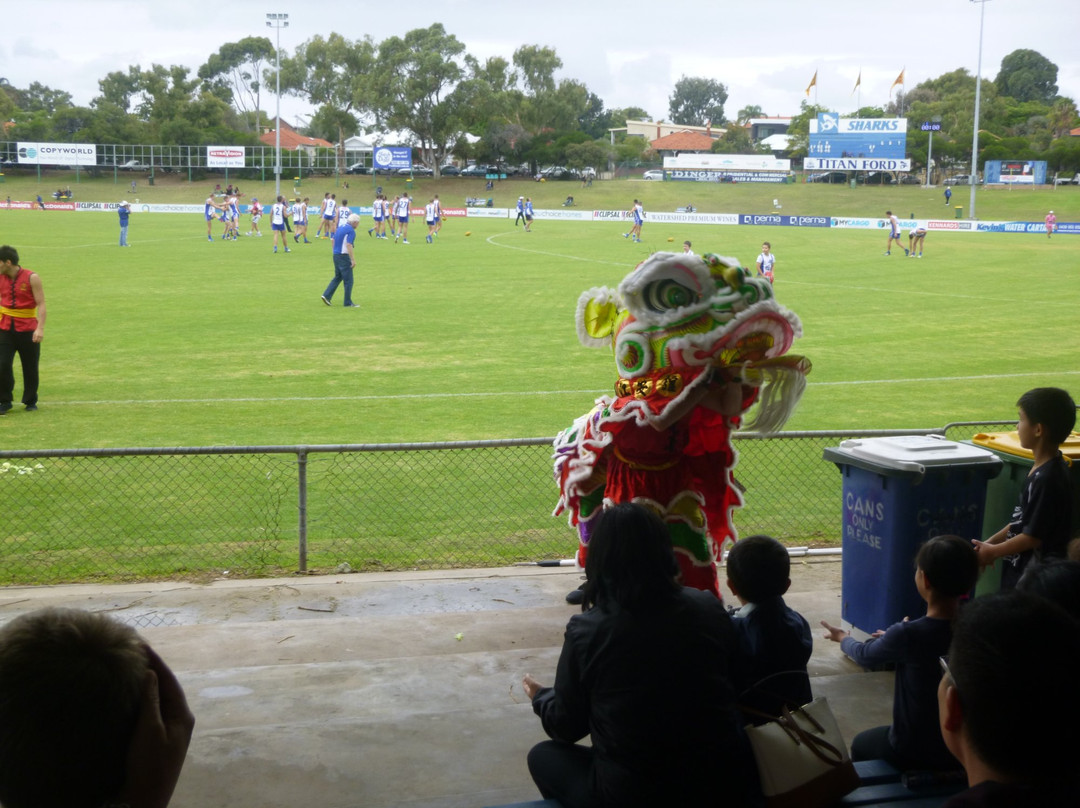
[809, 115, 908, 160]
[207, 146, 246, 169]
[17, 142, 97, 166]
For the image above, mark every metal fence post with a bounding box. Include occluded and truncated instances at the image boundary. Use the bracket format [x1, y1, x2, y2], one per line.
[298, 448, 308, 572]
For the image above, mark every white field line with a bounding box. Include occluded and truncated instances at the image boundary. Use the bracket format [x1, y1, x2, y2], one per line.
[45, 370, 1080, 407]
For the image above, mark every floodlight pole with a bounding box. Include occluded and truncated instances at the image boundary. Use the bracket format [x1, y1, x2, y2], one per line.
[969, 0, 989, 219]
[266, 12, 289, 200]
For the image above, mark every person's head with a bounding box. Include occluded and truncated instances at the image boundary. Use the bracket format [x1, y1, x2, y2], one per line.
[276, 195, 284, 203]
[1017, 387, 1076, 447]
[939, 591, 1080, 784]
[683, 240, 692, 252]
[761, 241, 771, 252]
[0, 245, 20, 271]
[914, 534, 978, 599]
[303, 197, 309, 204]
[0, 608, 149, 808]
[1017, 560, 1080, 620]
[726, 534, 790, 604]
[885, 210, 893, 216]
[347, 213, 361, 227]
[584, 503, 679, 611]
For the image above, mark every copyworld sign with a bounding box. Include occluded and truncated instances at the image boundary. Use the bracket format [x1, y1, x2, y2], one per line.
[17, 142, 97, 166]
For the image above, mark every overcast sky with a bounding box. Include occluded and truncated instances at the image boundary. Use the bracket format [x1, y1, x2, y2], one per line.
[3, 0, 1077, 132]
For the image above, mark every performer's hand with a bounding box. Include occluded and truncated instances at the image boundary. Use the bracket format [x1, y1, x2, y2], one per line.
[522, 673, 543, 700]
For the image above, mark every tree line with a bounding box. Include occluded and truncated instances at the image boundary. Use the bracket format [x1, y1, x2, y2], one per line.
[1, 28, 1077, 176]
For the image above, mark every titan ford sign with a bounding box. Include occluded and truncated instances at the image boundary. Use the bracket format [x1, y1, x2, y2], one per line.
[206, 146, 246, 168]
[739, 215, 831, 227]
[17, 142, 97, 165]
[804, 158, 912, 171]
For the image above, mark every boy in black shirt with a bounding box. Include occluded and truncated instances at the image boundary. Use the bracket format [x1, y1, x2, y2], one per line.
[973, 387, 1076, 590]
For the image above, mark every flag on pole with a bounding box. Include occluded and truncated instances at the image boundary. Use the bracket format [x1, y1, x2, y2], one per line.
[852, 70, 862, 95]
[891, 68, 906, 92]
[805, 70, 817, 97]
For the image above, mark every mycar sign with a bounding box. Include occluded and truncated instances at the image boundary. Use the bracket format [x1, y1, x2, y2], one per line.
[17, 142, 97, 166]
[809, 115, 908, 160]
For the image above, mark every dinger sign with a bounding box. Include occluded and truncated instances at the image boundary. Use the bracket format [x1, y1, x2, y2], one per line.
[207, 146, 246, 169]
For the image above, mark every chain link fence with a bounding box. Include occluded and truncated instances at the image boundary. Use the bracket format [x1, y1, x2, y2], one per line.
[0, 422, 1011, 586]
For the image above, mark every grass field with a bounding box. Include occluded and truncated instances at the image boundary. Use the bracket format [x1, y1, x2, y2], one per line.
[1, 181, 1077, 450]
[2, 181, 1076, 582]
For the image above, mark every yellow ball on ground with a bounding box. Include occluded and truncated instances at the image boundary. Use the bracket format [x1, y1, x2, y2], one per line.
[465, 231, 472, 236]
[667, 237, 674, 242]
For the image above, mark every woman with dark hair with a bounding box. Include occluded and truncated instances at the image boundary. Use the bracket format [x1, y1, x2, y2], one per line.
[521, 503, 756, 808]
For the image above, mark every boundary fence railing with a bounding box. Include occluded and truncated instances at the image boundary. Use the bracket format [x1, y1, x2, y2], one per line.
[0, 422, 1012, 586]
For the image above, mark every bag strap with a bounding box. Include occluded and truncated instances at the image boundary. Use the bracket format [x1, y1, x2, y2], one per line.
[740, 703, 849, 768]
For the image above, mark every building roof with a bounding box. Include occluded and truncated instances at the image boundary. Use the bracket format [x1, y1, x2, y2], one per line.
[1071, 126, 1080, 137]
[259, 120, 332, 150]
[649, 131, 717, 152]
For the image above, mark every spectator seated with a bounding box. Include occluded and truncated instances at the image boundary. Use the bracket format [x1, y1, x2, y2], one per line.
[562, 196, 574, 207]
[465, 197, 493, 208]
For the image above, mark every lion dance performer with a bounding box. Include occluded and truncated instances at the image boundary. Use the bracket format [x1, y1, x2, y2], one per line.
[553, 251, 810, 599]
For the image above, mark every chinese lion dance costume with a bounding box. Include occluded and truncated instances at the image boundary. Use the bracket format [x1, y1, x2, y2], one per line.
[553, 251, 810, 598]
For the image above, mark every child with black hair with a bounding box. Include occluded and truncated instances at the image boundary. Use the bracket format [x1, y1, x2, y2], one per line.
[822, 534, 978, 771]
[726, 535, 813, 722]
[974, 387, 1076, 590]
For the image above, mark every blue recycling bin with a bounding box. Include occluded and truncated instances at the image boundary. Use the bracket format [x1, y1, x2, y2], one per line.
[823, 436, 1002, 633]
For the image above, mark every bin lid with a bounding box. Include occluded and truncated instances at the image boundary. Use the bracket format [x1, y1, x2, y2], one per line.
[827, 435, 1001, 474]
[972, 430, 1080, 462]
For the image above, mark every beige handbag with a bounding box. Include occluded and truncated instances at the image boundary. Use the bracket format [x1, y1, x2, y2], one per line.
[743, 697, 860, 808]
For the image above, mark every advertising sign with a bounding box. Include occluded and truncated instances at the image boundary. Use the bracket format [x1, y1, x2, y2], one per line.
[809, 115, 907, 160]
[664, 153, 791, 171]
[373, 147, 412, 171]
[983, 160, 1047, 185]
[206, 146, 246, 169]
[17, 142, 97, 166]
[668, 170, 789, 184]
[738, 214, 831, 228]
[804, 157, 911, 171]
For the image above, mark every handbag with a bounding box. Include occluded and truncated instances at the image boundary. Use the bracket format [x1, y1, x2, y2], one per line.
[743, 697, 860, 808]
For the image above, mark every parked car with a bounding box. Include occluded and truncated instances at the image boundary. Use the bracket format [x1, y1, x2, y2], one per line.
[461, 164, 495, 177]
[807, 171, 848, 183]
[642, 169, 664, 181]
[1052, 173, 1077, 186]
[397, 165, 433, 176]
[898, 174, 921, 185]
[438, 164, 460, 176]
[346, 162, 370, 174]
[118, 160, 146, 171]
[943, 175, 972, 186]
[539, 166, 577, 180]
[859, 172, 893, 185]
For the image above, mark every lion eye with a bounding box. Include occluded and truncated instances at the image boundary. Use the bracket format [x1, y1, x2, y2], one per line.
[644, 280, 695, 312]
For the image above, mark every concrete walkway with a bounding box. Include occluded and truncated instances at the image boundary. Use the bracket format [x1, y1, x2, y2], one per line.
[0, 559, 891, 808]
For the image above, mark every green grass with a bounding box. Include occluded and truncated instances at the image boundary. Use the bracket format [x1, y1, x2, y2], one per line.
[1, 185, 1076, 582]
[1, 199, 1076, 449]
